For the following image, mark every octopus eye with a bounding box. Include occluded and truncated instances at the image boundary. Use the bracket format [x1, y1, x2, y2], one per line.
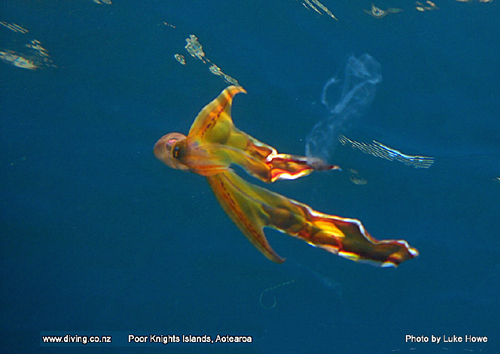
[173, 145, 181, 158]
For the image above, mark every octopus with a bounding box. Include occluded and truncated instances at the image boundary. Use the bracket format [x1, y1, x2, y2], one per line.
[154, 86, 418, 267]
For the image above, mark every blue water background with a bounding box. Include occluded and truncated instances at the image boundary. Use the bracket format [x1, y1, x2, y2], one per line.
[1, 0, 499, 352]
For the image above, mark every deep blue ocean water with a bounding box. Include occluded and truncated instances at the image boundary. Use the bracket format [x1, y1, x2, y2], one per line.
[1, 1, 499, 352]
